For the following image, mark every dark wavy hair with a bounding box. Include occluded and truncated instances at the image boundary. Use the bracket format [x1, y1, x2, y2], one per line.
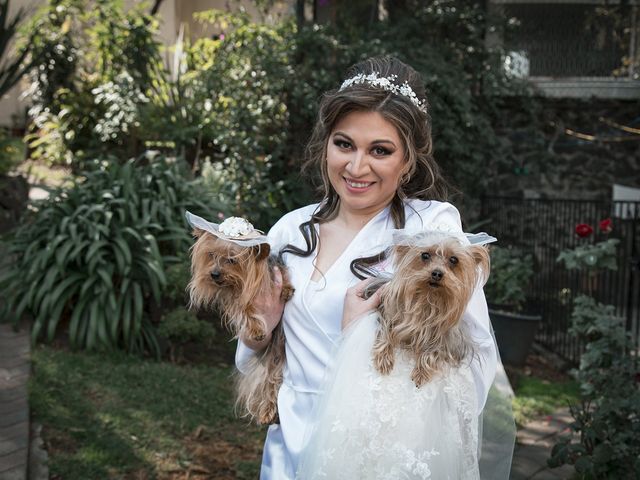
[281, 56, 450, 279]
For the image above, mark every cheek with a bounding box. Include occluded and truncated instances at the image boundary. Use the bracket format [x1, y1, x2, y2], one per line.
[326, 149, 347, 177]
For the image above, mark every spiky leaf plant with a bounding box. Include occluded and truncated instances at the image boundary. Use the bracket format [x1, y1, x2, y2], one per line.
[0, 155, 222, 355]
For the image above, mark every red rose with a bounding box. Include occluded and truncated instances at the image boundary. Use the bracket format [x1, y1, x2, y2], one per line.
[575, 224, 594, 238]
[599, 218, 613, 234]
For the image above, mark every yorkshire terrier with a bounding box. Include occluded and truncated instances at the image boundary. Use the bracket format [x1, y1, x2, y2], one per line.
[186, 213, 294, 425]
[369, 234, 490, 387]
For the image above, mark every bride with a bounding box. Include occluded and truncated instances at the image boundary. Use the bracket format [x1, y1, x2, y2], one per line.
[235, 55, 515, 479]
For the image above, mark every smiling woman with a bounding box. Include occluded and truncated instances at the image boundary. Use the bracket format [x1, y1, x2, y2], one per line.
[232, 56, 509, 479]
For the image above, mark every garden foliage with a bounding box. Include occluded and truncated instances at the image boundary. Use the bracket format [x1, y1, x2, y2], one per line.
[8, 0, 542, 353]
[20, 0, 534, 226]
[548, 295, 640, 478]
[552, 228, 640, 477]
[484, 246, 534, 311]
[23, 0, 160, 166]
[0, 155, 221, 355]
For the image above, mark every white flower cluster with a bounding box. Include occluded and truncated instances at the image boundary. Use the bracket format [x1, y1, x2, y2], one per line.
[339, 72, 428, 114]
[218, 217, 254, 237]
[92, 71, 149, 142]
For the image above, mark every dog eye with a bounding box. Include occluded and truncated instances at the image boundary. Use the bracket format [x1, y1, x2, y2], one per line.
[449, 256, 458, 265]
[421, 252, 431, 261]
[226, 258, 237, 265]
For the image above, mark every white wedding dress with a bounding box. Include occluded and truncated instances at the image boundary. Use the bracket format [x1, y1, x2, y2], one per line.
[297, 313, 481, 480]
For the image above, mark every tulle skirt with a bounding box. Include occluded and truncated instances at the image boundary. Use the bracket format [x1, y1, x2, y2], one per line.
[297, 313, 481, 480]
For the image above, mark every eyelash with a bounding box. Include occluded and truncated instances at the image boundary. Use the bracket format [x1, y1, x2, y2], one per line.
[333, 140, 392, 156]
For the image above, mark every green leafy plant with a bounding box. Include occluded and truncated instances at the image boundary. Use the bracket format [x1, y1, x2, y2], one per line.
[0, 129, 25, 174]
[0, 155, 220, 355]
[0, 0, 34, 98]
[22, 0, 161, 167]
[484, 246, 535, 312]
[550, 219, 639, 477]
[557, 239, 619, 272]
[548, 295, 640, 478]
[163, 260, 191, 305]
[157, 307, 216, 362]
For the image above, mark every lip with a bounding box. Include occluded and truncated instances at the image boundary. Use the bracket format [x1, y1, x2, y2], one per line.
[343, 177, 375, 193]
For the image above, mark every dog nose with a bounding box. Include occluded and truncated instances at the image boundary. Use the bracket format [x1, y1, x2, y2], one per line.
[211, 270, 221, 281]
[431, 270, 444, 282]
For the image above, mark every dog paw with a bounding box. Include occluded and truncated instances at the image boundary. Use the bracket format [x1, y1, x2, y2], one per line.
[258, 404, 279, 425]
[245, 322, 266, 341]
[281, 285, 295, 302]
[411, 367, 430, 388]
[373, 351, 395, 375]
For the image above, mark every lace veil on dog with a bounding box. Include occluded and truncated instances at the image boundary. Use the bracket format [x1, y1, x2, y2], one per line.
[297, 228, 516, 480]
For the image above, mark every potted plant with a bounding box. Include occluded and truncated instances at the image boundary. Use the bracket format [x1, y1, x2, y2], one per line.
[484, 246, 542, 367]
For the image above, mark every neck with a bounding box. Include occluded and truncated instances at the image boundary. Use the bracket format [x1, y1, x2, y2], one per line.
[334, 204, 387, 232]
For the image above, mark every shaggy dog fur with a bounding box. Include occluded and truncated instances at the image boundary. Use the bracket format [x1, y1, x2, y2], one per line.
[188, 229, 293, 425]
[370, 239, 490, 386]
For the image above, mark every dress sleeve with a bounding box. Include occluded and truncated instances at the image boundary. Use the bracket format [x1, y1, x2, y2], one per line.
[425, 203, 498, 414]
[234, 213, 292, 375]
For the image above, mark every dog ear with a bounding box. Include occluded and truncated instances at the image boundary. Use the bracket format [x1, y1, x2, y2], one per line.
[192, 228, 205, 238]
[469, 245, 491, 284]
[254, 243, 271, 261]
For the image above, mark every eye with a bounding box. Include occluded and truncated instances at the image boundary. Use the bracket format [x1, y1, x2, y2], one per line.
[334, 139, 352, 150]
[421, 252, 431, 261]
[226, 258, 237, 265]
[372, 146, 391, 156]
[449, 256, 458, 265]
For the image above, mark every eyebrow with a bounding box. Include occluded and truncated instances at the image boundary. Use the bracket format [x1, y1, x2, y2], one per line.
[333, 131, 397, 148]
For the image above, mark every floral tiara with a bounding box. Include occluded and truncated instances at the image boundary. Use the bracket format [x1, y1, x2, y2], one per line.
[339, 72, 428, 114]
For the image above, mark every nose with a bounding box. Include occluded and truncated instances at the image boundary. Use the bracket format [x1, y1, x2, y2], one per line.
[211, 269, 221, 282]
[346, 150, 370, 177]
[431, 270, 444, 282]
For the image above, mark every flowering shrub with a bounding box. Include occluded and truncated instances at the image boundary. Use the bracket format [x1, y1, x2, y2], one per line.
[551, 219, 639, 477]
[558, 219, 619, 272]
[92, 71, 149, 143]
[575, 223, 594, 238]
[548, 296, 640, 477]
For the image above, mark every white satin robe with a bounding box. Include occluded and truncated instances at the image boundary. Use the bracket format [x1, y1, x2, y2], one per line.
[235, 199, 498, 480]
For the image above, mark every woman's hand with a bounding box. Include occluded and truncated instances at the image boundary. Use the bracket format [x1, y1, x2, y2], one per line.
[240, 267, 286, 351]
[341, 278, 383, 331]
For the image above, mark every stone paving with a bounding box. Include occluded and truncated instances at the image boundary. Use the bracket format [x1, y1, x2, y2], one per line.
[0, 322, 30, 480]
[511, 407, 576, 480]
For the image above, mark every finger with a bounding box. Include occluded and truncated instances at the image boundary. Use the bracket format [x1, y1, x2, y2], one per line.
[273, 267, 283, 288]
[353, 277, 376, 297]
[367, 287, 383, 307]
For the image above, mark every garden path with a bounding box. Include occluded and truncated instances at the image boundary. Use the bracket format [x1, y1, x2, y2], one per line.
[511, 407, 576, 479]
[0, 322, 30, 480]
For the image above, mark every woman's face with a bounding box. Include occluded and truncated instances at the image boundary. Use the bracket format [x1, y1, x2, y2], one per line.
[326, 110, 407, 220]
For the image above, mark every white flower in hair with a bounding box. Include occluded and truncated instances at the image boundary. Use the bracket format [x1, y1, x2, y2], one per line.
[219, 217, 254, 237]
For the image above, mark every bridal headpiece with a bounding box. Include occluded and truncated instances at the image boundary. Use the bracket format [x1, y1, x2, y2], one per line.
[339, 72, 428, 114]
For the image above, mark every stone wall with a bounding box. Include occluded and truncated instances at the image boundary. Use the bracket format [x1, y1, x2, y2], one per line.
[489, 98, 640, 201]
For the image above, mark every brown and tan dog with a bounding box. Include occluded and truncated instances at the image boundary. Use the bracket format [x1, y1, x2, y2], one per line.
[187, 213, 293, 425]
[370, 236, 490, 387]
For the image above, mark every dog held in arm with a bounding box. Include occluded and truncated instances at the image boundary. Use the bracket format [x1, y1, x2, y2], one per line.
[185, 212, 294, 425]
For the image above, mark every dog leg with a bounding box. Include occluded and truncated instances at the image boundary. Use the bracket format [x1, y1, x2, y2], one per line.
[411, 352, 435, 388]
[280, 282, 295, 302]
[257, 323, 286, 425]
[372, 329, 396, 375]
